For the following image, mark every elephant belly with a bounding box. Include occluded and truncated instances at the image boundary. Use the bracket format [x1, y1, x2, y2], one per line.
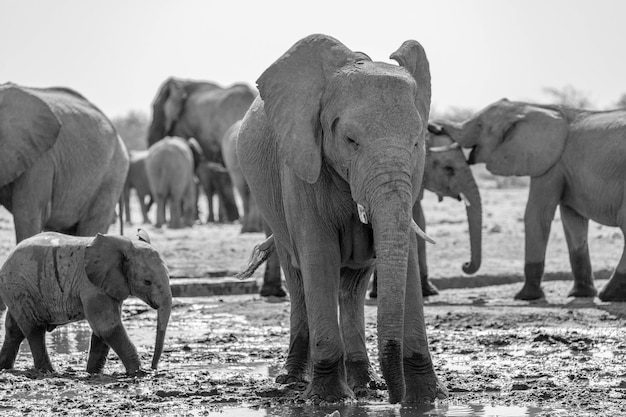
[562, 186, 621, 228]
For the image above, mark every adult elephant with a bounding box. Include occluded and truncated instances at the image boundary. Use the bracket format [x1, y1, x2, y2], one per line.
[146, 78, 257, 222]
[0, 83, 129, 243]
[221, 120, 264, 233]
[439, 98, 626, 301]
[238, 35, 446, 403]
[370, 124, 483, 298]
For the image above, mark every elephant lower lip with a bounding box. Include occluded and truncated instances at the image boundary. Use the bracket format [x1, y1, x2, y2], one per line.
[468, 147, 478, 164]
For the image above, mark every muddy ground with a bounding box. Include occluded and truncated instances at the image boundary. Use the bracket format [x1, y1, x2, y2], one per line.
[0, 179, 625, 416]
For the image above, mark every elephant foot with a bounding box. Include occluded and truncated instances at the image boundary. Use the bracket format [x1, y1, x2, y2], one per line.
[514, 283, 545, 300]
[568, 281, 597, 298]
[599, 271, 626, 301]
[275, 369, 309, 384]
[260, 285, 287, 298]
[304, 374, 354, 403]
[345, 359, 386, 397]
[404, 371, 449, 403]
[421, 278, 439, 297]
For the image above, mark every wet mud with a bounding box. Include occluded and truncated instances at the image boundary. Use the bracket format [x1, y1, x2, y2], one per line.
[0, 187, 625, 416]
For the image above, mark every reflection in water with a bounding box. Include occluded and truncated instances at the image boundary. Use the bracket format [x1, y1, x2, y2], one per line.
[215, 403, 567, 417]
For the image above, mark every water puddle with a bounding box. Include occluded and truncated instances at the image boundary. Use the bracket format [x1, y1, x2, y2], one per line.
[216, 403, 568, 416]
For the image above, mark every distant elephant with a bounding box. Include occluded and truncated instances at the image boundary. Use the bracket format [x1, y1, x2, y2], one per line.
[146, 78, 257, 222]
[221, 120, 264, 233]
[439, 98, 626, 302]
[0, 83, 129, 243]
[123, 150, 152, 225]
[238, 34, 446, 403]
[195, 161, 239, 224]
[146, 136, 197, 229]
[0, 231, 171, 375]
[369, 124, 483, 298]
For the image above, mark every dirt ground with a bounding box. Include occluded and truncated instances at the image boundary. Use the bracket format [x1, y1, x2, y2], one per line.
[0, 179, 625, 416]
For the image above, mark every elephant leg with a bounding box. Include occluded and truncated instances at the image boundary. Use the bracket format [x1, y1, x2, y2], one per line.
[414, 201, 438, 296]
[515, 178, 560, 300]
[560, 205, 597, 297]
[339, 265, 384, 396]
[25, 324, 54, 373]
[139, 193, 151, 224]
[206, 191, 215, 223]
[599, 227, 626, 301]
[155, 195, 167, 228]
[11, 173, 52, 242]
[123, 186, 132, 224]
[403, 233, 448, 403]
[275, 245, 309, 384]
[86, 333, 111, 374]
[0, 312, 26, 369]
[260, 251, 286, 298]
[169, 195, 183, 229]
[300, 248, 352, 401]
[98, 324, 141, 375]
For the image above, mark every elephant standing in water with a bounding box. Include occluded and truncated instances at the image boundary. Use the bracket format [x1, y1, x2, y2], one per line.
[0, 231, 171, 375]
[370, 124, 482, 298]
[0, 83, 129, 243]
[146, 78, 257, 222]
[238, 34, 447, 403]
[439, 99, 626, 301]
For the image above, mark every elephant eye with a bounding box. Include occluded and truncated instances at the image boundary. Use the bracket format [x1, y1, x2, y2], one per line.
[346, 136, 359, 150]
[143, 280, 152, 286]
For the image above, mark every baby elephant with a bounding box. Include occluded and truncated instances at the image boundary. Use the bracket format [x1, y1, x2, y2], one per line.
[0, 231, 172, 375]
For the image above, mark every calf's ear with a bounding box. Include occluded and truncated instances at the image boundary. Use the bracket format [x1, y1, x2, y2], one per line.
[85, 234, 133, 301]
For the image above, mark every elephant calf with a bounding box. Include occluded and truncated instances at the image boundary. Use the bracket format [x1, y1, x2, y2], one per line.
[0, 231, 172, 375]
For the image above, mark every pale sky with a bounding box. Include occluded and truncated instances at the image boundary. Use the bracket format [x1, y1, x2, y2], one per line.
[2, 0, 625, 118]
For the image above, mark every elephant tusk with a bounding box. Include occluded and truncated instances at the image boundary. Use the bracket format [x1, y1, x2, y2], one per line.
[357, 204, 368, 224]
[137, 228, 151, 244]
[429, 142, 460, 153]
[411, 219, 436, 244]
[459, 192, 471, 207]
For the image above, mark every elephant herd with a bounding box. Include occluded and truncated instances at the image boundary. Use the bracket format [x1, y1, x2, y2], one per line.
[1, 33, 626, 405]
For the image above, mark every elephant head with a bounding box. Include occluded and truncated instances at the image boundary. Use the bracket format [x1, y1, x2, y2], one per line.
[439, 99, 568, 177]
[146, 78, 220, 146]
[425, 125, 482, 274]
[0, 84, 62, 188]
[84, 233, 172, 369]
[257, 34, 431, 402]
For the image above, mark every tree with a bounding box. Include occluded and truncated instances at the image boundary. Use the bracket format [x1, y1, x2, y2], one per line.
[615, 93, 626, 109]
[542, 85, 593, 109]
[112, 111, 149, 151]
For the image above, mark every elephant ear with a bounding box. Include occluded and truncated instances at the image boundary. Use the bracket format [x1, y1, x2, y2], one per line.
[163, 79, 187, 135]
[390, 40, 432, 124]
[85, 233, 133, 301]
[0, 85, 62, 188]
[257, 34, 363, 184]
[488, 105, 567, 177]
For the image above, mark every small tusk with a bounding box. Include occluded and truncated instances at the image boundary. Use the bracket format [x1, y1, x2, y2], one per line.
[429, 142, 460, 153]
[137, 228, 151, 244]
[411, 219, 436, 244]
[459, 192, 471, 207]
[357, 204, 368, 224]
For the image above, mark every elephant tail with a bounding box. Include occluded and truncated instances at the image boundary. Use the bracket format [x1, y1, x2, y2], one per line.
[236, 235, 275, 279]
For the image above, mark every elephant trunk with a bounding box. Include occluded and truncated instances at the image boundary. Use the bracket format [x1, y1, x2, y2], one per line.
[460, 171, 482, 274]
[152, 296, 172, 369]
[367, 175, 414, 404]
[441, 120, 475, 148]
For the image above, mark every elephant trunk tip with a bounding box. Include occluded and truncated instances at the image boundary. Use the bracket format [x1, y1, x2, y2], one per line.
[462, 260, 481, 275]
